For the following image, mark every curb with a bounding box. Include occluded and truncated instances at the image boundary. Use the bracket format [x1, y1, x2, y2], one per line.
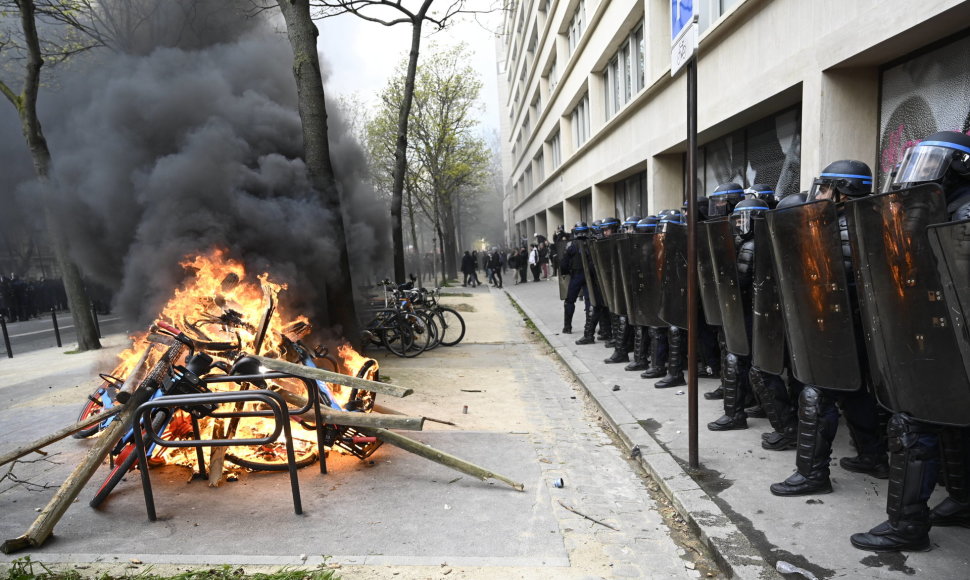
[507, 291, 781, 580]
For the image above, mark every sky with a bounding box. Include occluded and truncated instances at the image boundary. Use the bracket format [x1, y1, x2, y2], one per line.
[314, 8, 503, 141]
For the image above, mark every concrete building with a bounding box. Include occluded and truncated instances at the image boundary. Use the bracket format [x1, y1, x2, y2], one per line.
[498, 0, 970, 244]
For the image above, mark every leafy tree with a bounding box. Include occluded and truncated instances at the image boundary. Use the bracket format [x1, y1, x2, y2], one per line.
[310, 0, 497, 284]
[366, 43, 489, 283]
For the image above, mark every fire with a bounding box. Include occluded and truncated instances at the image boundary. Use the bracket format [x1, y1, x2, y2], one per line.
[103, 247, 379, 474]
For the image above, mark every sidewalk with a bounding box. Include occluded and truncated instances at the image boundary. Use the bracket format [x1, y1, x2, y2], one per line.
[1, 287, 710, 579]
[506, 278, 970, 580]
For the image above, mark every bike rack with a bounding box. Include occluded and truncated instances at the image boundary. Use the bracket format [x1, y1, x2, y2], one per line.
[132, 390, 303, 521]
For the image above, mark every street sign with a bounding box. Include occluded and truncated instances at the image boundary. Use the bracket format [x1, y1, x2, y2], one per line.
[671, 0, 698, 76]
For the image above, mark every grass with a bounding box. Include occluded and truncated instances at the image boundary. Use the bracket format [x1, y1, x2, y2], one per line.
[2, 558, 340, 580]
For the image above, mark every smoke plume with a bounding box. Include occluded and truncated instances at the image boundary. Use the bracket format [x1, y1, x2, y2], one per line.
[10, 2, 389, 329]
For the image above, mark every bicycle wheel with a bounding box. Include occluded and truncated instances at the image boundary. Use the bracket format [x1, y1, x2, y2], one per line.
[225, 447, 319, 472]
[420, 310, 442, 350]
[72, 374, 122, 439]
[402, 312, 431, 357]
[437, 306, 466, 346]
[90, 409, 170, 508]
[381, 315, 414, 357]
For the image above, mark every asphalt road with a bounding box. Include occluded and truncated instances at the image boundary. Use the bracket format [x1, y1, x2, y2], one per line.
[0, 312, 128, 357]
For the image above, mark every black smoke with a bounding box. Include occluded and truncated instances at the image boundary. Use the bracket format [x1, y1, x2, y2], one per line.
[9, 3, 389, 329]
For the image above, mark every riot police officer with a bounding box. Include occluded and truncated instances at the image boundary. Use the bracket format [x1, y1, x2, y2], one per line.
[851, 131, 970, 551]
[561, 222, 588, 334]
[604, 216, 641, 364]
[707, 198, 769, 430]
[770, 160, 889, 496]
[575, 219, 614, 345]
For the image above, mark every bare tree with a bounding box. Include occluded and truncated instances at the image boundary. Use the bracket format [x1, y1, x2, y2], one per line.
[0, 0, 101, 350]
[274, 0, 360, 343]
[310, 0, 498, 284]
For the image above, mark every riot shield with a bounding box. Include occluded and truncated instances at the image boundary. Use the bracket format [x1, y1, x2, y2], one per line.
[556, 238, 569, 300]
[615, 234, 636, 320]
[706, 218, 749, 356]
[659, 222, 688, 329]
[696, 224, 723, 327]
[590, 237, 619, 313]
[846, 183, 970, 426]
[751, 217, 785, 375]
[577, 239, 603, 309]
[633, 232, 666, 327]
[608, 235, 627, 316]
[765, 200, 860, 391]
[928, 217, 970, 386]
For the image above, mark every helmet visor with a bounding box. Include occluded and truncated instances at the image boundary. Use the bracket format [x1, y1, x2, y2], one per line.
[808, 178, 837, 202]
[730, 210, 756, 237]
[893, 144, 953, 186]
[708, 196, 729, 217]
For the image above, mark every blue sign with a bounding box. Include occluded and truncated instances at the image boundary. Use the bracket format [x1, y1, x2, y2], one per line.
[671, 0, 694, 43]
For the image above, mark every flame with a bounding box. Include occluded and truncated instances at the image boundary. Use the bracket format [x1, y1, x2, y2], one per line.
[102, 247, 379, 474]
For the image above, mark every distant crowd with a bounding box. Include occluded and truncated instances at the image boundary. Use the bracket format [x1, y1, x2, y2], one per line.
[0, 276, 111, 322]
[459, 235, 562, 288]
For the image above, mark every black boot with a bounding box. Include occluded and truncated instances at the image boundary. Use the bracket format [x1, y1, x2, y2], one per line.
[850, 414, 936, 551]
[605, 317, 631, 362]
[655, 327, 686, 388]
[563, 300, 575, 334]
[708, 354, 747, 429]
[596, 311, 613, 342]
[770, 387, 833, 495]
[931, 427, 970, 527]
[575, 311, 596, 345]
[750, 368, 795, 449]
[604, 313, 621, 348]
[624, 326, 648, 371]
[703, 386, 724, 400]
[840, 454, 890, 479]
[641, 327, 666, 379]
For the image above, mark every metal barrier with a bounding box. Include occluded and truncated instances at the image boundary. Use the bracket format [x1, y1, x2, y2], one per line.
[132, 389, 303, 521]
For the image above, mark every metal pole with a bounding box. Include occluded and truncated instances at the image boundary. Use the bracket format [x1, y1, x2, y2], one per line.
[91, 304, 102, 338]
[51, 308, 62, 348]
[686, 58, 699, 470]
[1, 314, 11, 358]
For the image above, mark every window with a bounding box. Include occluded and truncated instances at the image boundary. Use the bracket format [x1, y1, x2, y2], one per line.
[613, 171, 648, 218]
[567, 0, 586, 55]
[535, 151, 545, 182]
[605, 20, 645, 119]
[548, 59, 559, 92]
[550, 132, 562, 169]
[580, 195, 592, 224]
[532, 92, 543, 118]
[572, 93, 590, 148]
[524, 166, 533, 194]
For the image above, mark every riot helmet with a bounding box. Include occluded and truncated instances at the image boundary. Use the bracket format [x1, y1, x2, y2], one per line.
[622, 215, 642, 233]
[775, 192, 808, 209]
[708, 182, 745, 217]
[599, 216, 621, 236]
[682, 197, 710, 221]
[572, 221, 589, 239]
[891, 131, 970, 195]
[635, 216, 659, 232]
[590, 219, 604, 239]
[808, 160, 872, 202]
[744, 183, 777, 208]
[658, 209, 684, 232]
[730, 198, 770, 239]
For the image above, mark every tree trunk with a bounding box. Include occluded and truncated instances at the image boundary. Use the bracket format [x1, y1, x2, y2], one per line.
[10, 0, 100, 351]
[389, 13, 426, 284]
[441, 194, 458, 280]
[276, 0, 360, 345]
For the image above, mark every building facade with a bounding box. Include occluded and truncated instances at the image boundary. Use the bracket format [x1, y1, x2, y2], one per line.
[498, 0, 970, 243]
